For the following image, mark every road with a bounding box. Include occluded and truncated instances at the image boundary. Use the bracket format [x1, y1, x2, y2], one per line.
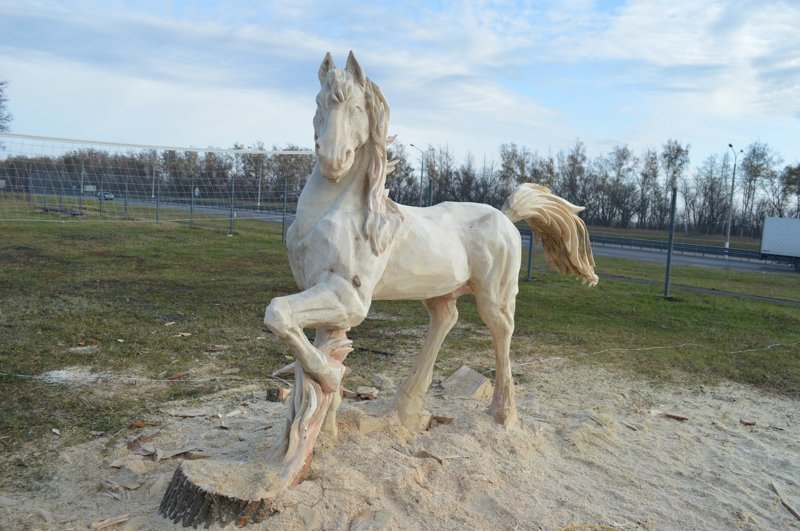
[589, 244, 795, 273]
[519, 235, 795, 274]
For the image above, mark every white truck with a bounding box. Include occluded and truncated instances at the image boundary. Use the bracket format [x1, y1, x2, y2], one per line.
[760, 216, 800, 271]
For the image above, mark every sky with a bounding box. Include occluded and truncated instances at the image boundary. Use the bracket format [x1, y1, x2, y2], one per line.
[1, 0, 798, 170]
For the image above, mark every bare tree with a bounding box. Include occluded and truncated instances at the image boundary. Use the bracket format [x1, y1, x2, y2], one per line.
[739, 142, 781, 235]
[0, 79, 11, 132]
[782, 163, 800, 217]
[386, 143, 419, 205]
[636, 149, 658, 229]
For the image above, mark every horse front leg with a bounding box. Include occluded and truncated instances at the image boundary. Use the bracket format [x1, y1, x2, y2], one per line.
[263, 278, 369, 486]
[160, 278, 368, 527]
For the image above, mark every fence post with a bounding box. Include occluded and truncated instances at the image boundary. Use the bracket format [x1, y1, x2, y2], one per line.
[78, 162, 84, 213]
[189, 171, 195, 228]
[526, 229, 534, 281]
[281, 176, 288, 243]
[124, 172, 129, 219]
[664, 186, 678, 298]
[58, 168, 64, 216]
[156, 168, 160, 223]
[229, 168, 235, 236]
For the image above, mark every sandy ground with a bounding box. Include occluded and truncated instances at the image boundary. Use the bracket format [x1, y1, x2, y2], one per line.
[1, 357, 799, 530]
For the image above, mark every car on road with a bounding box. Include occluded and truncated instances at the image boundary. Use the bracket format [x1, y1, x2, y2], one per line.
[96, 191, 114, 200]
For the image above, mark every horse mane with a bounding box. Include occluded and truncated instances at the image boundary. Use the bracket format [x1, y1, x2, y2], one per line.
[362, 77, 404, 256]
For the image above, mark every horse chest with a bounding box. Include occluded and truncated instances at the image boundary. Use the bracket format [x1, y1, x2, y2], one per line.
[288, 214, 378, 290]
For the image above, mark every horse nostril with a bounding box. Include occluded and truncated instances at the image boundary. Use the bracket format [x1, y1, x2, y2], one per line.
[315, 142, 321, 152]
[344, 149, 353, 163]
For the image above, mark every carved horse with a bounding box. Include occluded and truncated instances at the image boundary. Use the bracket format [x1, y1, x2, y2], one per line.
[160, 52, 597, 527]
[263, 50, 597, 491]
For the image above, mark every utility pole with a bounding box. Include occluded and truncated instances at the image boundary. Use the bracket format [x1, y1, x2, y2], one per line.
[723, 143, 742, 252]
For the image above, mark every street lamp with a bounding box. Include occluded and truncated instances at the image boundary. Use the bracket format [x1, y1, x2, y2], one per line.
[409, 143, 424, 207]
[723, 143, 743, 251]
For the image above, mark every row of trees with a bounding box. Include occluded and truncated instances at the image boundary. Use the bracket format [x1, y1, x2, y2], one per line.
[388, 140, 800, 237]
[0, 145, 314, 206]
[1, 138, 798, 237]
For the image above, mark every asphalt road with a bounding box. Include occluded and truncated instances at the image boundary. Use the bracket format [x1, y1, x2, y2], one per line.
[519, 235, 795, 274]
[589, 244, 795, 273]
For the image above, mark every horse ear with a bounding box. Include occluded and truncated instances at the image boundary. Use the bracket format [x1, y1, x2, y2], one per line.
[346, 51, 366, 86]
[318, 52, 335, 84]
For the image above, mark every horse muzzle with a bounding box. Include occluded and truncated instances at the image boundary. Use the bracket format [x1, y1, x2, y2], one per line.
[316, 145, 355, 181]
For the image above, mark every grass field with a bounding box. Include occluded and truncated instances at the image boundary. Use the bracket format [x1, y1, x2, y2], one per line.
[1, 220, 798, 489]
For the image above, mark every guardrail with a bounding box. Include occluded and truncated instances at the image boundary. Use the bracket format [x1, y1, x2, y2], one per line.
[589, 235, 763, 261]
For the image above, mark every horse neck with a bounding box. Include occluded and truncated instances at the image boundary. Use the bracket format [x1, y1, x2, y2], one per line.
[297, 144, 372, 221]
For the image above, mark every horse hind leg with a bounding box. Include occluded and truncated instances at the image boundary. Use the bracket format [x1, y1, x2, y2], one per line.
[391, 294, 459, 430]
[474, 286, 519, 428]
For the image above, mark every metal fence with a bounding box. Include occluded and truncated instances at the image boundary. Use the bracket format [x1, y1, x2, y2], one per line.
[0, 132, 313, 236]
[2, 132, 798, 302]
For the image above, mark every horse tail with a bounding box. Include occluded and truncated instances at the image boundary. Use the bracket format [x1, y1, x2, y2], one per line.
[502, 183, 598, 286]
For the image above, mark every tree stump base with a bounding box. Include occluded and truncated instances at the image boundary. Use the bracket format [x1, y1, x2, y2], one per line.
[159, 459, 293, 528]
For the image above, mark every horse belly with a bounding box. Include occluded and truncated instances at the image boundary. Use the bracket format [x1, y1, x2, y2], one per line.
[372, 213, 470, 301]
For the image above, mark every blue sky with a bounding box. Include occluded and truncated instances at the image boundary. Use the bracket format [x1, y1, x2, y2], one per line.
[1, 0, 798, 169]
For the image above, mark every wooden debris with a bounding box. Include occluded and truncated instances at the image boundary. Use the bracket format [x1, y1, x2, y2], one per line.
[441, 365, 493, 400]
[622, 421, 639, 431]
[267, 387, 291, 402]
[371, 373, 394, 390]
[739, 418, 756, 427]
[771, 481, 800, 521]
[416, 449, 444, 464]
[166, 371, 189, 381]
[432, 414, 454, 425]
[343, 388, 358, 399]
[356, 386, 379, 400]
[104, 469, 144, 490]
[89, 514, 129, 530]
[663, 412, 688, 422]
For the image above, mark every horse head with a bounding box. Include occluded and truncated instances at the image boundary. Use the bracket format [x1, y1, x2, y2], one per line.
[314, 51, 370, 182]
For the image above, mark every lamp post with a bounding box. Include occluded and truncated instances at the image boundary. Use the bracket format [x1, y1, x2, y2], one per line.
[409, 143, 424, 207]
[723, 143, 742, 251]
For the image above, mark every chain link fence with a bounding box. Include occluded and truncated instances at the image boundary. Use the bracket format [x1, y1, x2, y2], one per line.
[0, 133, 313, 236]
[2, 132, 798, 302]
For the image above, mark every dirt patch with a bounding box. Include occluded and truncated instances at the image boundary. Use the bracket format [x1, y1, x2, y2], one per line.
[1, 360, 799, 529]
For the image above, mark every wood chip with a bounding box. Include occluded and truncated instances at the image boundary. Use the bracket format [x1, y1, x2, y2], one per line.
[771, 481, 800, 521]
[441, 365, 493, 400]
[342, 388, 357, 399]
[622, 421, 639, 431]
[416, 449, 443, 464]
[266, 388, 291, 402]
[356, 386, 379, 400]
[739, 419, 756, 426]
[90, 514, 129, 529]
[663, 412, 688, 422]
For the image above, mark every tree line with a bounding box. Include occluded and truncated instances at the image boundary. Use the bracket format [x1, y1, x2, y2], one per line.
[1, 137, 798, 238]
[388, 139, 800, 238]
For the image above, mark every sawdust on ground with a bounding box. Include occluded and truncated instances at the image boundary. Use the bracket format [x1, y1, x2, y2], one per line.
[1, 357, 799, 530]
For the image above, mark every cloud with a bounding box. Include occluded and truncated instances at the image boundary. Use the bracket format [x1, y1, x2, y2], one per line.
[1, 0, 797, 165]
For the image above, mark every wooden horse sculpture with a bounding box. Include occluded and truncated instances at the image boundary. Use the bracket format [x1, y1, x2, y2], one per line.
[161, 51, 597, 527]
